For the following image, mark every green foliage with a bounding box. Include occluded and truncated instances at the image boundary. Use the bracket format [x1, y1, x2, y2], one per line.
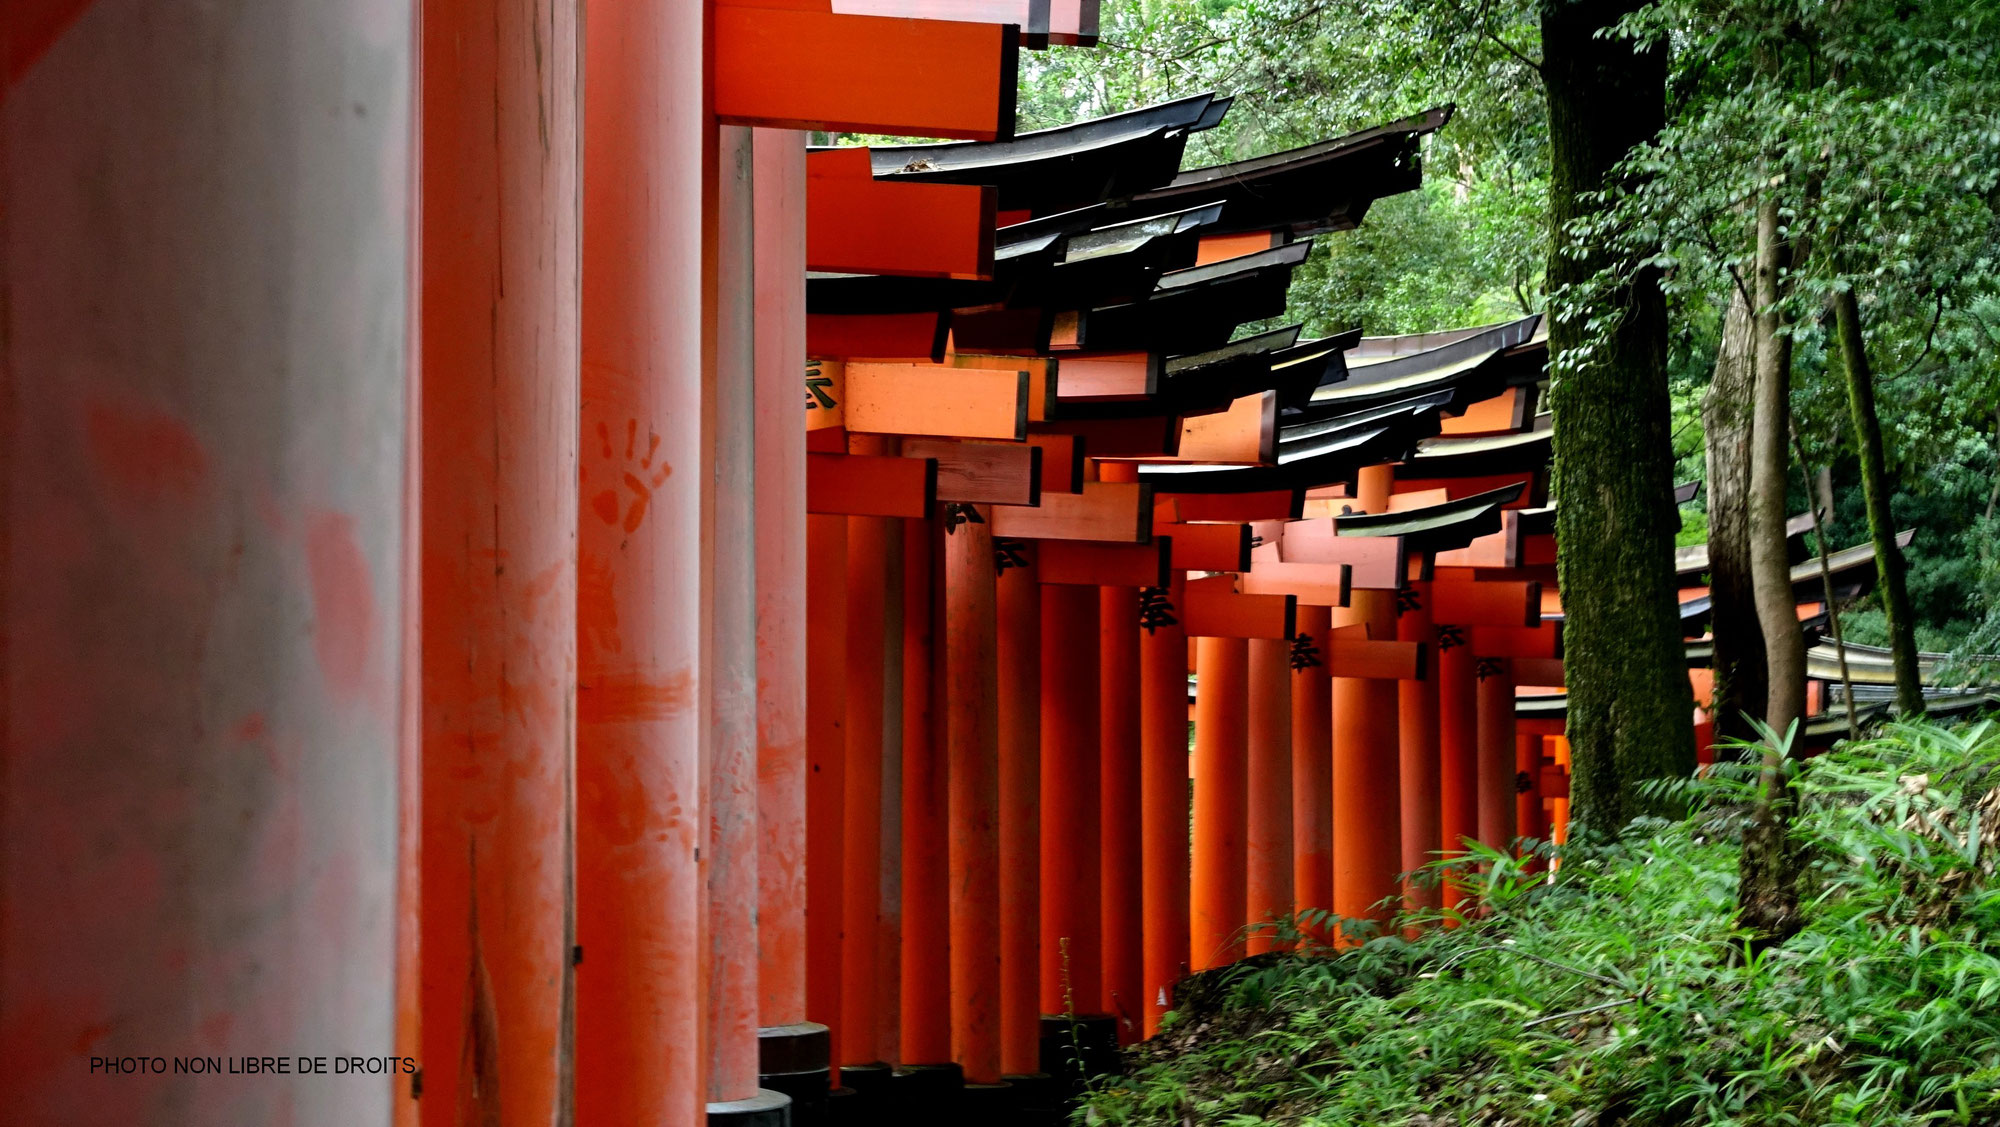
[1082, 719, 2000, 1125]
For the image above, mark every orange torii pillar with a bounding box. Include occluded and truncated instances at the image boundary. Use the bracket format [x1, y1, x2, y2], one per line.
[1246, 638, 1295, 954]
[1042, 583, 1105, 1015]
[1291, 605, 1336, 945]
[1, 3, 413, 1121]
[577, 0, 708, 1116]
[753, 129, 832, 1111]
[1516, 732, 1547, 870]
[901, 518, 954, 1076]
[1475, 658, 1518, 854]
[1332, 466, 1404, 933]
[1191, 636, 1250, 969]
[1397, 583, 1443, 913]
[842, 450, 894, 1090]
[421, 1, 579, 1124]
[944, 506, 1005, 1097]
[1101, 586, 1145, 1036]
[805, 513, 848, 1071]
[1436, 629, 1480, 911]
[998, 546, 1044, 1079]
[1139, 576, 1192, 1035]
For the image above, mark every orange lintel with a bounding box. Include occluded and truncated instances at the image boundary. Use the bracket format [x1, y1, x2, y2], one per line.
[901, 437, 1041, 506]
[1240, 560, 1352, 608]
[715, 7, 1019, 140]
[989, 481, 1152, 543]
[1027, 433, 1084, 493]
[1034, 538, 1172, 588]
[1277, 522, 1406, 590]
[1512, 657, 1565, 686]
[1523, 532, 1556, 566]
[1395, 471, 1543, 509]
[1195, 230, 1277, 266]
[843, 361, 1027, 440]
[1432, 521, 1519, 569]
[808, 311, 948, 360]
[1181, 574, 1295, 640]
[1429, 579, 1540, 628]
[1177, 392, 1277, 464]
[1437, 388, 1529, 437]
[1326, 638, 1425, 680]
[806, 452, 938, 517]
[1053, 352, 1157, 402]
[955, 353, 1059, 422]
[808, 148, 995, 279]
[1155, 489, 1300, 522]
[1518, 717, 1565, 738]
[1153, 522, 1251, 572]
[1472, 624, 1559, 660]
[1386, 487, 1449, 512]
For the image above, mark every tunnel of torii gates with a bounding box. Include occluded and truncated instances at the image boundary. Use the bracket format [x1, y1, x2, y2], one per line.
[0, 1, 1918, 1125]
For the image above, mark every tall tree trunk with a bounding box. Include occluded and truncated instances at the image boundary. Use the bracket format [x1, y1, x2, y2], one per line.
[1795, 429, 1858, 742]
[1831, 288, 1925, 716]
[1541, 0, 1694, 834]
[1702, 286, 1767, 746]
[1740, 195, 1804, 946]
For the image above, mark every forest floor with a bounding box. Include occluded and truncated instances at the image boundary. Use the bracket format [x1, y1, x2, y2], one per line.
[1077, 719, 2000, 1127]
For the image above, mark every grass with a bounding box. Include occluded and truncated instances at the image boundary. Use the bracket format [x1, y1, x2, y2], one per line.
[1081, 718, 2000, 1126]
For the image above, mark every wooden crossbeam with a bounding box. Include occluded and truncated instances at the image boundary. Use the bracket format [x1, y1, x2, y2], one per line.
[1153, 521, 1251, 572]
[843, 361, 1028, 440]
[1177, 391, 1278, 464]
[1428, 579, 1541, 628]
[1034, 538, 1172, 587]
[900, 437, 1042, 505]
[1029, 433, 1085, 494]
[1326, 638, 1425, 680]
[1194, 230, 1280, 265]
[715, 7, 1019, 140]
[954, 353, 1059, 422]
[1155, 489, 1301, 522]
[1053, 352, 1158, 402]
[808, 311, 948, 360]
[1181, 574, 1294, 639]
[1240, 560, 1352, 607]
[1472, 623, 1559, 660]
[990, 481, 1152, 543]
[807, 452, 938, 517]
[1438, 386, 1533, 437]
[830, 0, 1054, 47]
[1276, 521, 1406, 590]
[1432, 520, 1520, 569]
[805, 359, 845, 431]
[808, 149, 995, 279]
[1394, 471, 1543, 509]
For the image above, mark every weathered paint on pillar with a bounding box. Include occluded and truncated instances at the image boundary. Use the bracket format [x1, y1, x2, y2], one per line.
[1099, 585, 1144, 1038]
[1290, 605, 1335, 943]
[1191, 636, 1249, 970]
[708, 123, 762, 1104]
[1397, 583, 1442, 914]
[1245, 638, 1293, 955]
[1138, 576, 1191, 1036]
[754, 128, 810, 1029]
[1436, 628, 1479, 911]
[804, 513, 847, 1064]
[945, 506, 1003, 1083]
[997, 547, 1043, 1073]
[577, 0, 707, 1115]
[841, 472, 893, 1066]
[1475, 659, 1517, 854]
[876, 537, 905, 1067]
[1040, 582, 1103, 1014]
[421, 0, 581, 1121]
[901, 517, 951, 1064]
[1332, 466, 1402, 932]
[2, 2, 412, 1121]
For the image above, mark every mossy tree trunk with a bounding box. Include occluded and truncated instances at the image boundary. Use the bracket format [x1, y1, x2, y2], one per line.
[1541, 0, 1695, 834]
[1831, 288, 1925, 716]
[1703, 285, 1768, 745]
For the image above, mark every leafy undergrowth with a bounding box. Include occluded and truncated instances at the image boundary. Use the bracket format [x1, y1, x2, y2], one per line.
[1082, 720, 2000, 1126]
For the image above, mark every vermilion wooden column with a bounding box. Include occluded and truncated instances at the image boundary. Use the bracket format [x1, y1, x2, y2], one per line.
[1436, 632, 1479, 911]
[1138, 576, 1191, 1035]
[754, 128, 810, 1033]
[1191, 636, 1249, 970]
[1475, 658, 1518, 853]
[1100, 585, 1144, 1036]
[1332, 466, 1403, 932]
[842, 448, 893, 1068]
[1041, 583, 1104, 1014]
[577, 0, 706, 1117]
[805, 513, 848, 1063]
[901, 518, 951, 1064]
[2, 4, 413, 1121]
[422, 0, 579, 1122]
[997, 547, 1043, 1074]
[1291, 606, 1335, 943]
[1397, 583, 1442, 913]
[945, 507, 1003, 1084]
[1245, 638, 1294, 955]
[1516, 732, 1546, 870]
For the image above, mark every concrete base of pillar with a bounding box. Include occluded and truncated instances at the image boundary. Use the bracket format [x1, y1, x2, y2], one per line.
[889, 1061, 964, 1115]
[1003, 1072, 1063, 1127]
[834, 1061, 892, 1122]
[758, 1024, 831, 1126]
[957, 1080, 1018, 1127]
[707, 1089, 792, 1127]
[824, 1086, 860, 1126]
